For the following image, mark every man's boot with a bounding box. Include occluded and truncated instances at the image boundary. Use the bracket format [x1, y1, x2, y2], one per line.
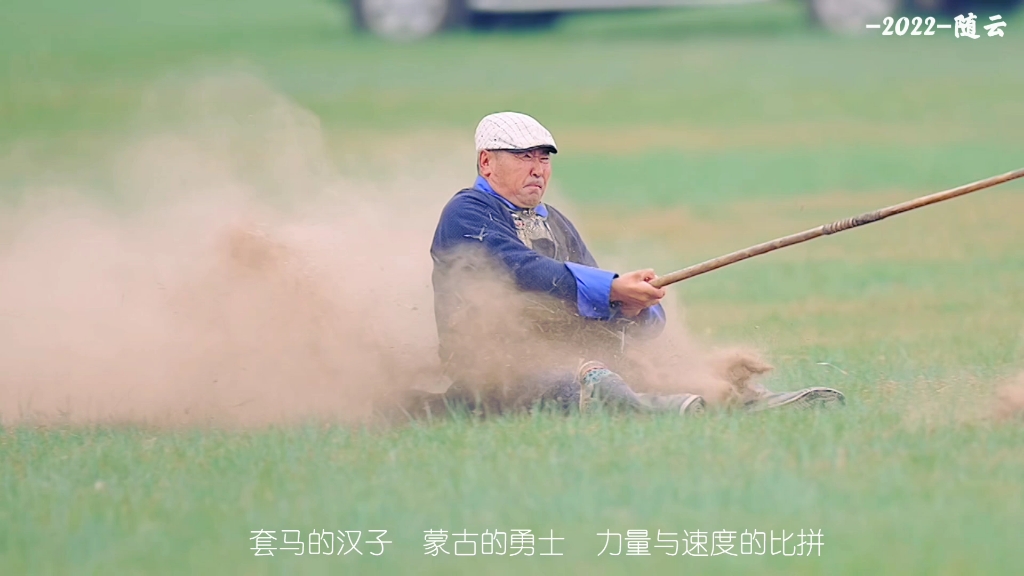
[577, 361, 706, 416]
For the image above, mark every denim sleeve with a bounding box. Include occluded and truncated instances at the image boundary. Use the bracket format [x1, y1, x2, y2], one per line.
[564, 261, 617, 320]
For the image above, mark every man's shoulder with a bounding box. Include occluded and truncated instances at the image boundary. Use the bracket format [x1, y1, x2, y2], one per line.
[437, 187, 510, 223]
[442, 187, 502, 211]
[432, 188, 513, 249]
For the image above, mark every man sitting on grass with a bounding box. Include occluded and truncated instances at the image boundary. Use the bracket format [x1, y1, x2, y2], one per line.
[423, 111, 844, 417]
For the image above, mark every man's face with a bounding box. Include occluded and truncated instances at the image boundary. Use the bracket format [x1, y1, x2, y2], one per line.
[479, 148, 552, 208]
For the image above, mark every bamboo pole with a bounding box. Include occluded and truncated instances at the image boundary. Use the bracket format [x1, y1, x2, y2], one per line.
[651, 167, 1024, 289]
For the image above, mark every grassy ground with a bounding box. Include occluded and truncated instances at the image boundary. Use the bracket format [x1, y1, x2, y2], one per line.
[2, 0, 1024, 574]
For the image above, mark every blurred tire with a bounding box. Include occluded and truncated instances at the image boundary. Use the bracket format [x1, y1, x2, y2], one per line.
[810, 0, 903, 33]
[352, 0, 466, 40]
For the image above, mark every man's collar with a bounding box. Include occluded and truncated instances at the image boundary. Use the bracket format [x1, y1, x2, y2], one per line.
[473, 175, 548, 217]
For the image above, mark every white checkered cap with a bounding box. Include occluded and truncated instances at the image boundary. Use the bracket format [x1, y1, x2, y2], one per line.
[474, 112, 558, 154]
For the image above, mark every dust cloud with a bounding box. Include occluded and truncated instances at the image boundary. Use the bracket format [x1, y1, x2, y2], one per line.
[0, 74, 768, 427]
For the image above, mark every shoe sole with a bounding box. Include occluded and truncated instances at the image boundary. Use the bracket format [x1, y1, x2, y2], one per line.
[679, 395, 707, 416]
[745, 387, 845, 413]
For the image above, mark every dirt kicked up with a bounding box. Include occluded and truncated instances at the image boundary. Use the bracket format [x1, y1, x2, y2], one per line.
[0, 76, 778, 427]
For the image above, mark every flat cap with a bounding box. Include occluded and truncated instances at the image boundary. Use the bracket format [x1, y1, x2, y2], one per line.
[474, 112, 558, 154]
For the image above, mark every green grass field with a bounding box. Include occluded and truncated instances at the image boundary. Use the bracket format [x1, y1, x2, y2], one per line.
[2, 1, 1024, 574]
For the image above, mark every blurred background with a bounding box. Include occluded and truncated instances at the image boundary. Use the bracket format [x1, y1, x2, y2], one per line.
[4, 0, 1020, 189]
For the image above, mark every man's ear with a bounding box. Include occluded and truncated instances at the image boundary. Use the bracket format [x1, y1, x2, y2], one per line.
[478, 150, 492, 177]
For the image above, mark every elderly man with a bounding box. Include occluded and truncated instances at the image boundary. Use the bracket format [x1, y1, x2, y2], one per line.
[425, 111, 844, 417]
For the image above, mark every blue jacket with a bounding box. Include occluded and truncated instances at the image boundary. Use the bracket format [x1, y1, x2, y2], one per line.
[430, 176, 666, 361]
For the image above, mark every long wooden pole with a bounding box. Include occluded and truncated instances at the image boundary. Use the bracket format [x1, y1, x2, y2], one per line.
[651, 167, 1024, 289]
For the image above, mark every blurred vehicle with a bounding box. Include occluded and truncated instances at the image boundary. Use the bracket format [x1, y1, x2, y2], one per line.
[350, 0, 1022, 40]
